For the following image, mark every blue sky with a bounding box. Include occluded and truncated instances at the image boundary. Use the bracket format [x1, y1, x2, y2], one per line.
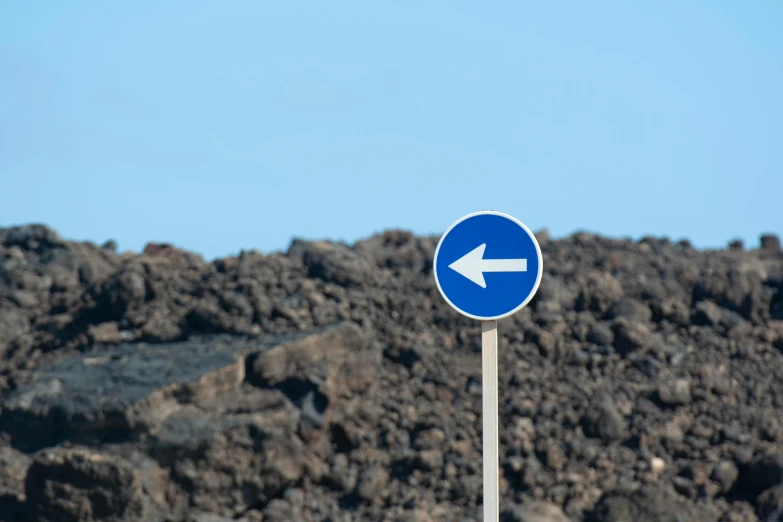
[1, 1, 781, 259]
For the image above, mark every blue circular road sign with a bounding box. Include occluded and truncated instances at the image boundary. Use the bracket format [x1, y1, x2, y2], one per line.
[433, 211, 543, 321]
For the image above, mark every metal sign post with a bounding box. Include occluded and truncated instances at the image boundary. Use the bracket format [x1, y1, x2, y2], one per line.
[482, 319, 499, 520]
[433, 211, 543, 521]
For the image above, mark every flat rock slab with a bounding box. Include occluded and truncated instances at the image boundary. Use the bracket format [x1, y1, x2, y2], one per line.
[0, 324, 368, 452]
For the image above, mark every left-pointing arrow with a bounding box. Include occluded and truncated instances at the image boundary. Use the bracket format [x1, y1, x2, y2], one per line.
[448, 243, 527, 288]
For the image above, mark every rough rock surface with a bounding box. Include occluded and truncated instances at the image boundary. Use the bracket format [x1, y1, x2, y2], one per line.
[1, 223, 783, 521]
[24, 446, 147, 522]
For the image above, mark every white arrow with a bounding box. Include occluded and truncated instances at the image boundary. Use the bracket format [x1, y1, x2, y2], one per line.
[448, 243, 527, 288]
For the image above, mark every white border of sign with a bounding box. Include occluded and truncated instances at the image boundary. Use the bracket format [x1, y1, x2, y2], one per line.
[433, 210, 544, 321]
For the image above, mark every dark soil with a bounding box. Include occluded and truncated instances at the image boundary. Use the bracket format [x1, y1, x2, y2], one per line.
[1, 223, 782, 522]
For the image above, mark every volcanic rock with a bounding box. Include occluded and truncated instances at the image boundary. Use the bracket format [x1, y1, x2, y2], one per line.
[24, 447, 146, 522]
[1, 223, 783, 521]
[586, 484, 706, 522]
[502, 501, 573, 521]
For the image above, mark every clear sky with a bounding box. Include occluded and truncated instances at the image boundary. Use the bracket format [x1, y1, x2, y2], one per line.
[1, 1, 781, 260]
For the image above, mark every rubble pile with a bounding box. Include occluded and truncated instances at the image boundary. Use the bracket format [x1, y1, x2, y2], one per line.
[1, 224, 782, 521]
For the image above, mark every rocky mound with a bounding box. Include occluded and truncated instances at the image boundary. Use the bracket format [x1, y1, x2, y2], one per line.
[1, 223, 783, 522]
